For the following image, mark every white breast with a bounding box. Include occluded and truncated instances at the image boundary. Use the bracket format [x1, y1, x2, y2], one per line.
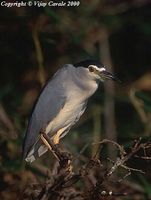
[45, 94, 86, 134]
[45, 65, 99, 135]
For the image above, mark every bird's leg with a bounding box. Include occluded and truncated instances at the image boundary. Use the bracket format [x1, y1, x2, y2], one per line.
[40, 128, 64, 150]
[42, 133, 73, 173]
[40, 134, 52, 151]
[40, 133, 61, 161]
[53, 129, 73, 169]
[40, 129, 52, 150]
[52, 128, 65, 145]
[40, 128, 72, 170]
[40, 129, 72, 167]
[40, 129, 60, 160]
[40, 128, 68, 161]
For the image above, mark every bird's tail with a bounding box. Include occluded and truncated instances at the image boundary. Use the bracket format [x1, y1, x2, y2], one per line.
[25, 139, 48, 162]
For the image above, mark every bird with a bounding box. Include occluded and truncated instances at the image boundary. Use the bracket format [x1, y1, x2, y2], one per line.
[23, 59, 119, 162]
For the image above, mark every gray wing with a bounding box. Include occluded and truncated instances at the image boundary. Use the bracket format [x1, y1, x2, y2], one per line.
[23, 67, 67, 159]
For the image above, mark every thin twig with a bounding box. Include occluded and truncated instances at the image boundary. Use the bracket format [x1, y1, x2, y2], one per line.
[32, 23, 46, 87]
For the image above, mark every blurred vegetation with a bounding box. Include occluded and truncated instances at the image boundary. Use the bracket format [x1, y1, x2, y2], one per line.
[0, 0, 151, 199]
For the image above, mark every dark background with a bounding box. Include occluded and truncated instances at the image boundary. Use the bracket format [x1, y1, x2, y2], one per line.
[0, 1, 151, 199]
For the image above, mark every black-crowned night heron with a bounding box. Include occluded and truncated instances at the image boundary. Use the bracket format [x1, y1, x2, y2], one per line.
[23, 59, 119, 162]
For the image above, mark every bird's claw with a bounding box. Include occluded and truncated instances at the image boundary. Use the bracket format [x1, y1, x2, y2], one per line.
[40, 133, 72, 165]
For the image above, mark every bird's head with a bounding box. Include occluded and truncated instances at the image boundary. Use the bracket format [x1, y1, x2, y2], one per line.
[74, 59, 120, 83]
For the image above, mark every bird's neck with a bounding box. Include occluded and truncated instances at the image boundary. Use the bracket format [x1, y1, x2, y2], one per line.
[70, 66, 99, 97]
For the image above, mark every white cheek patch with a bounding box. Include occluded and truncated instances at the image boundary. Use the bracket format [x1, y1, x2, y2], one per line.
[89, 65, 106, 72]
[89, 65, 99, 70]
[99, 67, 106, 72]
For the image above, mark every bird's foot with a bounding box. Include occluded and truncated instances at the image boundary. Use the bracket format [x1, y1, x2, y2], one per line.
[40, 132, 60, 160]
[53, 144, 73, 172]
[40, 133, 72, 165]
[55, 146, 72, 165]
[60, 152, 73, 171]
[40, 133, 72, 170]
[40, 133, 52, 151]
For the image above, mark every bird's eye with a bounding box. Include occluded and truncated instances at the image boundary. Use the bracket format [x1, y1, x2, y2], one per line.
[89, 66, 95, 72]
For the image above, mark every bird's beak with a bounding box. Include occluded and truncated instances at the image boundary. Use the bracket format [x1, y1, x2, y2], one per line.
[100, 70, 121, 82]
